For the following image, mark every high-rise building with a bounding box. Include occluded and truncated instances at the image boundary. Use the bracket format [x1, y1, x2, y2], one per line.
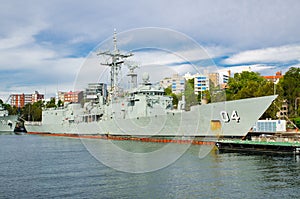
[31, 91, 44, 103]
[160, 74, 186, 94]
[220, 70, 231, 89]
[222, 70, 231, 84]
[84, 83, 107, 102]
[10, 91, 44, 108]
[194, 74, 209, 94]
[160, 72, 222, 95]
[10, 94, 25, 108]
[171, 74, 186, 94]
[56, 91, 66, 102]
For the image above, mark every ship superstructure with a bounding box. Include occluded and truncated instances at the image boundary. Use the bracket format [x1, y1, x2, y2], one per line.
[0, 104, 17, 132]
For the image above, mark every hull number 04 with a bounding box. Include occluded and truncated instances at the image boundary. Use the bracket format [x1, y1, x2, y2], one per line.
[220, 110, 240, 123]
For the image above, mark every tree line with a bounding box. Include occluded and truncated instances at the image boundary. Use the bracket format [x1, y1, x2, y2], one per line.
[0, 98, 63, 121]
[225, 67, 300, 119]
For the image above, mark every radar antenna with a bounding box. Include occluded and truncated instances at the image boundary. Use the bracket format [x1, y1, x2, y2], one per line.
[97, 29, 133, 97]
[124, 61, 139, 89]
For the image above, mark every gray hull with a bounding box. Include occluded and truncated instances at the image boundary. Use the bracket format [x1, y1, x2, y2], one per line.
[0, 115, 17, 132]
[25, 95, 276, 137]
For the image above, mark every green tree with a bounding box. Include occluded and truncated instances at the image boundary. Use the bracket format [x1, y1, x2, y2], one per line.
[57, 99, 64, 107]
[226, 71, 267, 100]
[22, 101, 44, 121]
[198, 90, 211, 104]
[164, 86, 172, 96]
[164, 86, 179, 108]
[0, 98, 19, 115]
[278, 67, 300, 116]
[184, 79, 198, 110]
[4, 104, 19, 115]
[187, 79, 194, 90]
[170, 93, 178, 108]
[225, 71, 283, 119]
[45, 98, 57, 108]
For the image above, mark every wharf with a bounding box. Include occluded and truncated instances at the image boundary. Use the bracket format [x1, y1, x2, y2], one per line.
[216, 139, 300, 154]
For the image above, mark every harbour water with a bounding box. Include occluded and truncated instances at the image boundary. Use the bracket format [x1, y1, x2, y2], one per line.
[1, 132, 300, 198]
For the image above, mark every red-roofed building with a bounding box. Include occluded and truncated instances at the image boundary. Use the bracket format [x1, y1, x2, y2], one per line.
[64, 91, 83, 103]
[263, 71, 283, 83]
[263, 71, 287, 118]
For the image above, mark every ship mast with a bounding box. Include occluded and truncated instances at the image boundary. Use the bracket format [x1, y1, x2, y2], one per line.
[97, 30, 133, 98]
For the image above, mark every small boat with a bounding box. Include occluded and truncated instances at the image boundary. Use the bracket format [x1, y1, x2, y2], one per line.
[14, 121, 27, 135]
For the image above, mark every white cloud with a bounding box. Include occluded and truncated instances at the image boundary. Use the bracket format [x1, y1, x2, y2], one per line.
[204, 45, 236, 59]
[218, 64, 275, 75]
[0, 43, 84, 99]
[1, 1, 300, 49]
[223, 45, 300, 65]
[0, 0, 299, 101]
[127, 50, 194, 67]
[0, 22, 48, 50]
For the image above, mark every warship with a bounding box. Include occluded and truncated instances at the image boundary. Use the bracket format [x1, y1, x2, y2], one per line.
[25, 32, 277, 138]
[0, 104, 17, 132]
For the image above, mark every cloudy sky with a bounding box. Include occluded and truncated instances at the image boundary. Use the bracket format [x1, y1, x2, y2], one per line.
[0, 0, 299, 100]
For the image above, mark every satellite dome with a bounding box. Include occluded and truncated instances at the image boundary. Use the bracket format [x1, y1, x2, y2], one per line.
[142, 72, 150, 83]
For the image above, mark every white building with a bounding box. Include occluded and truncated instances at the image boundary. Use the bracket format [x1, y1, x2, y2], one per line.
[160, 72, 223, 95]
[194, 74, 209, 94]
[160, 74, 186, 94]
[171, 74, 186, 94]
[56, 91, 66, 102]
[160, 77, 172, 89]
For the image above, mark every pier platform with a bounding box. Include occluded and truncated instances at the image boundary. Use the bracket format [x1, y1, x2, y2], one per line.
[216, 140, 300, 154]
